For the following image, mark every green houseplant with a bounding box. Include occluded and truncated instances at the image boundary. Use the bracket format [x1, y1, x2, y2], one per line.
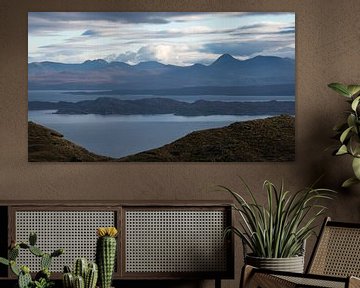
[0, 232, 63, 288]
[221, 179, 334, 272]
[328, 83, 360, 187]
[62, 258, 98, 288]
[96, 227, 118, 288]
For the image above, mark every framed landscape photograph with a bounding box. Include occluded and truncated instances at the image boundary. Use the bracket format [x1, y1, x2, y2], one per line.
[28, 12, 295, 162]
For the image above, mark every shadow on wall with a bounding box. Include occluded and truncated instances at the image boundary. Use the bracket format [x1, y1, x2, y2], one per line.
[300, 106, 360, 221]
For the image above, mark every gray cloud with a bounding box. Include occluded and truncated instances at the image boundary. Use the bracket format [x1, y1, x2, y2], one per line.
[29, 12, 173, 24]
[29, 12, 290, 34]
[28, 12, 211, 34]
[107, 46, 158, 63]
[231, 23, 295, 37]
[28, 12, 295, 64]
[202, 41, 294, 58]
[277, 29, 295, 34]
[81, 29, 98, 36]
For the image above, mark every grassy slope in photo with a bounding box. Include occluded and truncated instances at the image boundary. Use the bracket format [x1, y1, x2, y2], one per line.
[28, 115, 295, 162]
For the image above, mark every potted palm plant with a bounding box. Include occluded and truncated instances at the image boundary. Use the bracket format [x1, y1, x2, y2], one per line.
[221, 179, 334, 273]
[328, 83, 360, 187]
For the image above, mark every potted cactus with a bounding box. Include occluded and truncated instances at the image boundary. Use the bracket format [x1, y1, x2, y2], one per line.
[62, 258, 98, 288]
[0, 232, 63, 288]
[96, 227, 118, 288]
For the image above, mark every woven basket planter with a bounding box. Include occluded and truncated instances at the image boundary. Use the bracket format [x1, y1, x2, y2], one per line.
[245, 254, 305, 273]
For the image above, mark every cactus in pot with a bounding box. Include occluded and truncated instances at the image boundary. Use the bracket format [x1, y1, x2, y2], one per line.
[0, 232, 63, 288]
[62, 266, 74, 288]
[85, 262, 98, 288]
[96, 227, 118, 288]
[74, 258, 88, 280]
[62, 260, 98, 288]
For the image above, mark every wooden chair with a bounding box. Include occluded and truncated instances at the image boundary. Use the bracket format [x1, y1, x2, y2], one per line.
[241, 217, 360, 288]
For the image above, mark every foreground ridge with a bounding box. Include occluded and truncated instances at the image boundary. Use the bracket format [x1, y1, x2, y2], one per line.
[28, 115, 295, 162]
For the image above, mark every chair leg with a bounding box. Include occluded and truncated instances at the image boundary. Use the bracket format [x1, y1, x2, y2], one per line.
[240, 265, 296, 288]
[349, 276, 360, 288]
[240, 265, 255, 288]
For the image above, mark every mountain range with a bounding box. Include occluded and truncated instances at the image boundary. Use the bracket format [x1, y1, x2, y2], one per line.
[28, 54, 295, 91]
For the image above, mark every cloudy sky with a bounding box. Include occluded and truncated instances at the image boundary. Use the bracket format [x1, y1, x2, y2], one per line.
[28, 12, 295, 66]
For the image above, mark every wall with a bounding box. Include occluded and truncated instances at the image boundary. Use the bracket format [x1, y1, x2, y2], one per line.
[1, 0, 360, 287]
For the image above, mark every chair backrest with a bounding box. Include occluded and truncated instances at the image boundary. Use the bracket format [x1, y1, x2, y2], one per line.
[307, 217, 360, 277]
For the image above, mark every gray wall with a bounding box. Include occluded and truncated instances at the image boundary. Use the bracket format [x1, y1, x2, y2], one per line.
[1, 0, 360, 287]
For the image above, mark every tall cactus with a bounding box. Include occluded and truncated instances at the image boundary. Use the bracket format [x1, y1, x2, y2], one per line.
[96, 227, 118, 288]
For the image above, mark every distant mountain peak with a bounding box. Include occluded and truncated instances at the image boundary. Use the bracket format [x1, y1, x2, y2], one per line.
[219, 53, 236, 60]
[82, 59, 108, 65]
[135, 61, 166, 69]
[211, 54, 240, 66]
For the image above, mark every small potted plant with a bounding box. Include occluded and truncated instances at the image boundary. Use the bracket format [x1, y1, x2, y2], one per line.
[62, 258, 98, 288]
[328, 83, 360, 187]
[96, 227, 118, 288]
[220, 179, 334, 272]
[0, 232, 63, 288]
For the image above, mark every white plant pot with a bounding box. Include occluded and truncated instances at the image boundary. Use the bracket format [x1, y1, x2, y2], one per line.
[245, 254, 305, 273]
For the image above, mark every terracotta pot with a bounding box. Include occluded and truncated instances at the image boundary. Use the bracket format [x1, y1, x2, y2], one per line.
[245, 254, 304, 273]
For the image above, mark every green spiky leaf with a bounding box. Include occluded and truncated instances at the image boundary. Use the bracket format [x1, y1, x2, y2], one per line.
[328, 83, 351, 97]
[219, 179, 335, 258]
[347, 85, 360, 97]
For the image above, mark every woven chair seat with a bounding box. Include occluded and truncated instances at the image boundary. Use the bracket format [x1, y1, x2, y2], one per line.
[241, 218, 360, 288]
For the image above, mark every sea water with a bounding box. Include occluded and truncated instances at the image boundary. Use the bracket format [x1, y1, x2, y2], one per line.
[28, 90, 294, 158]
[28, 110, 271, 158]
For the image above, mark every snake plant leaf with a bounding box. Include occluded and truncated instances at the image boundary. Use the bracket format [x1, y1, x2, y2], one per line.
[328, 83, 351, 97]
[352, 157, 360, 179]
[342, 177, 360, 188]
[347, 85, 360, 97]
[351, 96, 360, 111]
[336, 144, 348, 155]
[340, 127, 353, 143]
